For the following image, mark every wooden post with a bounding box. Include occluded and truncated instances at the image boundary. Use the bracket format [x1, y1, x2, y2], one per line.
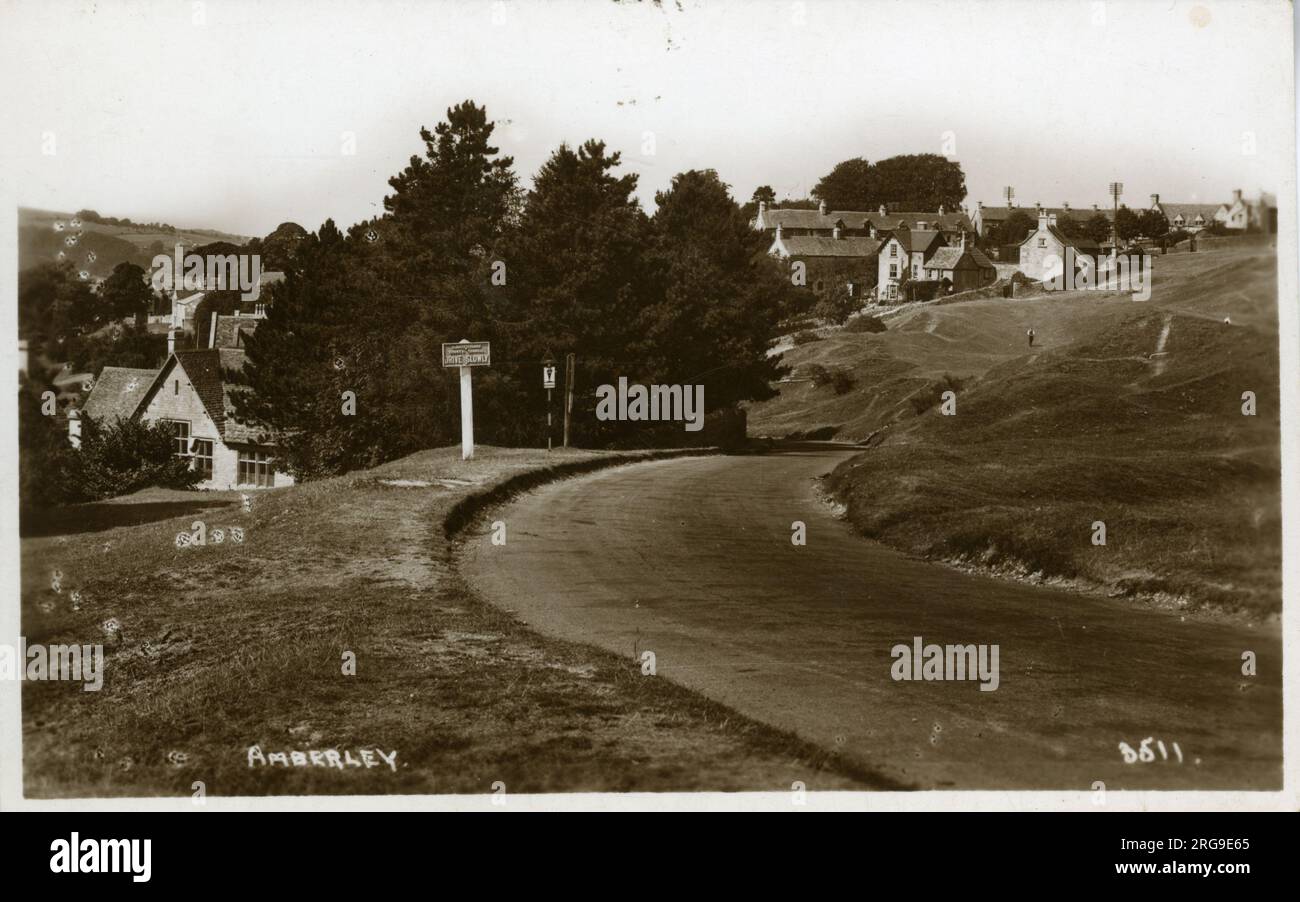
[459, 363, 474, 460]
[563, 352, 575, 447]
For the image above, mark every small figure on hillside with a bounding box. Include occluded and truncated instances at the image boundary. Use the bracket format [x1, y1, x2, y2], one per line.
[1027, 328, 1036, 347]
[1223, 316, 1232, 326]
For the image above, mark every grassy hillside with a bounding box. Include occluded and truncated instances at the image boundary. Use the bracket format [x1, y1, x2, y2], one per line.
[19, 207, 251, 281]
[750, 243, 1282, 616]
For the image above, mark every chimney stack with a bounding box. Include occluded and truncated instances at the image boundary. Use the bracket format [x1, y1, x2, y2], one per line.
[168, 329, 176, 356]
[818, 199, 826, 215]
[1048, 213, 1057, 226]
[878, 204, 887, 215]
[938, 204, 945, 215]
[1062, 201, 1070, 211]
[1233, 188, 1243, 203]
[1150, 193, 1159, 206]
[960, 230, 967, 250]
[775, 223, 783, 241]
[832, 225, 841, 240]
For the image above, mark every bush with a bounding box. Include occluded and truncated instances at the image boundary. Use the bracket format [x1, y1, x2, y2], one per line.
[792, 330, 823, 346]
[68, 416, 202, 502]
[805, 364, 854, 394]
[902, 281, 941, 303]
[843, 314, 886, 334]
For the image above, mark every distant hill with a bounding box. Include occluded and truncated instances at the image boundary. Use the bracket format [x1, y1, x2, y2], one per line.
[18, 207, 253, 281]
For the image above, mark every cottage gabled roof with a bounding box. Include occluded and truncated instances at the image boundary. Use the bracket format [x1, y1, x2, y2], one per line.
[80, 366, 160, 423]
[885, 229, 947, 255]
[1157, 203, 1222, 222]
[760, 207, 974, 233]
[1018, 223, 1101, 252]
[925, 245, 995, 271]
[779, 236, 883, 258]
[979, 205, 1113, 223]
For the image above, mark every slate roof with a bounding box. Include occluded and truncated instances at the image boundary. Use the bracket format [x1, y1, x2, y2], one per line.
[213, 315, 260, 349]
[1157, 203, 1222, 222]
[1019, 224, 1101, 252]
[778, 236, 883, 258]
[979, 205, 1113, 223]
[80, 366, 159, 423]
[761, 208, 973, 233]
[925, 246, 996, 271]
[884, 229, 947, 255]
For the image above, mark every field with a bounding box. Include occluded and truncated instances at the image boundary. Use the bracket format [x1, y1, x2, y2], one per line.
[20, 447, 868, 797]
[748, 241, 1283, 616]
[18, 207, 251, 281]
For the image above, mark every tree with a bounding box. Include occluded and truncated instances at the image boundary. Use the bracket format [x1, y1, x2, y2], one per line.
[811, 282, 860, 326]
[19, 261, 98, 359]
[751, 185, 776, 205]
[1138, 209, 1169, 240]
[66, 415, 201, 501]
[866, 154, 966, 211]
[1082, 213, 1113, 244]
[991, 211, 1036, 247]
[18, 374, 79, 507]
[232, 101, 522, 474]
[812, 157, 874, 210]
[641, 169, 794, 409]
[98, 262, 153, 325]
[1114, 206, 1142, 244]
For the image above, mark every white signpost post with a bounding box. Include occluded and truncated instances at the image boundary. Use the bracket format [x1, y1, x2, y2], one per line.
[442, 340, 491, 460]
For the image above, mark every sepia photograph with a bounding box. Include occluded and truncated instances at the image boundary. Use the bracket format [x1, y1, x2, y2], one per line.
[1, 0, 1296, 839]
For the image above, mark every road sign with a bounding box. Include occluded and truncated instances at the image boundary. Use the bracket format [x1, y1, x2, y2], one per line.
[543, 366, 556, 389]
[445, 339, 489, 460]
[442, 341, 491, 367]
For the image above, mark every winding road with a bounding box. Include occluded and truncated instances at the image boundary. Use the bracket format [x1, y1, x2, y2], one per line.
[460, 444, 1281, 790]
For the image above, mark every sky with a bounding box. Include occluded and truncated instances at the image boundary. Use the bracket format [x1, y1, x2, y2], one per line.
[0, 0, 1294, 238]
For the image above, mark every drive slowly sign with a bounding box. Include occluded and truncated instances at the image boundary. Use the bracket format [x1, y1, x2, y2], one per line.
[441, 341, 491, 367]
[442, 340, 490, 460]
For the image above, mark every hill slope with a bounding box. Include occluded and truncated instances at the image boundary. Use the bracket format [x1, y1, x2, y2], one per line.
[750, 243, 1282, 615]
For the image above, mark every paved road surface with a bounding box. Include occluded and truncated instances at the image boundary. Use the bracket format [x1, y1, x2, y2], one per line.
[461, 445, 1281, 789]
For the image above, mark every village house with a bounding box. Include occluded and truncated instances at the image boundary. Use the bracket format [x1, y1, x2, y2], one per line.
[768, 223, 881, 298]
[921, 234, 998, 293]
[972, 201, 1112, 238]
[1148, 190, 1275, 234]
[1017, 211, 1101, 281]
[877, 228, 948, 301]
[754, 200, 973, 244]
[71, 308, 292, 490]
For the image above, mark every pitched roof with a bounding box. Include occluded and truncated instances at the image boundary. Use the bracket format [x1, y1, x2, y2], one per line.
[779, 236, 882, 258]
[80, 366, 159, 423]
[1018, 223, 1101, 251]
[979, 205, 1113, 223]
[760, 208, 973, 232]
[1157, 203, 1222, 221]
[216, 348, 268, 444]
[884, 229, 947, 255]
[924, 245, 996, 271]
[213, 315, 260, 349]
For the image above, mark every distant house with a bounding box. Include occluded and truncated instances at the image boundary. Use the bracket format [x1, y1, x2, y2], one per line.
[877, 229, 948, 301]
[1148, 194, 1222, 234]
[972, 202, 1112, 238]
[921, 235, 997, 293]
[72, 312, 292, 490]
[754, 200, 973, 244]
[768, 223, 881, 298]
[1017, 211, 1101, 281]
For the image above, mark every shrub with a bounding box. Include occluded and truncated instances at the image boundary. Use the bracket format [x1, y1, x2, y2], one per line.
[792, 330, 823, 346]
[830, 369, 855, 394]
[805, 364, 831, 386]
[68, 416, 202, 501]
[806, 364, 854, 394]
[843, 314, 886, 334]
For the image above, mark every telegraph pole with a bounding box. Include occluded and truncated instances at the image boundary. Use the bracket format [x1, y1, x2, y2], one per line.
[1109, 181, 1123, 254]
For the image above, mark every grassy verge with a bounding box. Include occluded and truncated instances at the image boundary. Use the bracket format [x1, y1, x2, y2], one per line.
[21, 445, 870, 797]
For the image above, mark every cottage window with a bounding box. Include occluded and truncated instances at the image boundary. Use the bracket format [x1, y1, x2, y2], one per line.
[174, 379, 179, 395]
[167, 420, 190, 457]
[890, 244, 898, 257]
[889, 263, 899, 278]
[238, 449, 275, 488]
[192, 439, 214, 478]
[1037, 237, 1046, 248]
